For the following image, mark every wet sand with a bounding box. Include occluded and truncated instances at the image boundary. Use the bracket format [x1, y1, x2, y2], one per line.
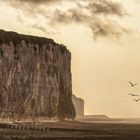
[0, 121, 140, 140]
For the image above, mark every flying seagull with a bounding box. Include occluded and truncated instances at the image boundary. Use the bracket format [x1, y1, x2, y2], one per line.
[134, 99, 140, 102]
[128, 81, 137, 87]
[128, 93, 139, 97]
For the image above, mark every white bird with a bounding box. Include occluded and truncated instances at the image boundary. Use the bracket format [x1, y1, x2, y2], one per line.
[128, 93, 139, 97]
[134, 99, 140, 102]
[128, 81, 137, 87]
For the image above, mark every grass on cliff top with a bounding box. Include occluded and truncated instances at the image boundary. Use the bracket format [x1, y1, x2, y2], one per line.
[0, 29, 54, 45]
[0, 29, 69, 54]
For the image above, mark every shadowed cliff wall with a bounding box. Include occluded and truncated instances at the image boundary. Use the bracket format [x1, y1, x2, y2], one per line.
[0, 29, 76, 120]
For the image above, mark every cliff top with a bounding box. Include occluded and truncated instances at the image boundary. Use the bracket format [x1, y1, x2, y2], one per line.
[0, 29, 69, 53]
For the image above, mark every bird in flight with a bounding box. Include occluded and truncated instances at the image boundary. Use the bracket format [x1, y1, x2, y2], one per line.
[128, 81, 137, 87]
[128, 93, 139, 97]
[134, 99, 140, 102]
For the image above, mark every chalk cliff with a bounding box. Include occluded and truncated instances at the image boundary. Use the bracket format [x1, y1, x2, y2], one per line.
[72, 95, 84, 116]
[0, 29, 76, 120]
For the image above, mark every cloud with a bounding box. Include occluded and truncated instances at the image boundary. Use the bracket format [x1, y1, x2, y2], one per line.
[50, 3, 127, 38]
[5, 0, 127, 38]
[87, 0, 126, 16]
[10, 0, 60, 4]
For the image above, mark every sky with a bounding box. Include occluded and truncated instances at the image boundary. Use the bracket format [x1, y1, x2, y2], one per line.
[0, 0, 140, 118]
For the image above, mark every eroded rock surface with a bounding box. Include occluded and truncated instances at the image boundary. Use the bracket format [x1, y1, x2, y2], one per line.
[0, 29, 75, 120]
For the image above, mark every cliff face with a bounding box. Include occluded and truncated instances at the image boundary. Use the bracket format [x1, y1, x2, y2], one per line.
[0, 29, 76, 120]
[72, 95, 84, 116]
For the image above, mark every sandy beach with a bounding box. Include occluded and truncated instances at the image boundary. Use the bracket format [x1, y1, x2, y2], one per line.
[0, 121, 140, 140]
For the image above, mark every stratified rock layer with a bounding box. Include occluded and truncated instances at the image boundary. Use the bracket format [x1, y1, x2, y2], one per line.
[72, 95, 84, 116]
[0, 29, 75, 120]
